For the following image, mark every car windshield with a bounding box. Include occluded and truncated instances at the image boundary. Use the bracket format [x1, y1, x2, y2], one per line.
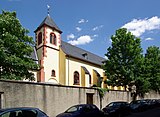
[65, 105, 83, 113]
[131, 100, 145, 104]
[108, 102, 122, 107]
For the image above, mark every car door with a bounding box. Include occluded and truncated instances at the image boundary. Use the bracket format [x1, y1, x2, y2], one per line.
[0, 110, 19, 117]
[82, 105, 101, 117]
[89, 105, 102, 117]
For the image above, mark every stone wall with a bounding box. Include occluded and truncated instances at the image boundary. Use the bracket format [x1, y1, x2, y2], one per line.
[0, 80, 159, 117]
[0, 80, 99, 117]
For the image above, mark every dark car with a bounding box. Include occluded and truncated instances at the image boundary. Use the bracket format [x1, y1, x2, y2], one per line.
[144, 99, 160, 109]
[0, 107, 49, 117]
[130, 100, 148, 112]
[102, 101, 131, 117]
[56, 104, 104, 117]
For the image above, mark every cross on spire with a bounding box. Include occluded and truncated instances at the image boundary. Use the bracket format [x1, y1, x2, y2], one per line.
[47, 4, 50, 16]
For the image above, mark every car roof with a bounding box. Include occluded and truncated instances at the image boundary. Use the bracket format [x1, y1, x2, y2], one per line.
[0, 107, 39, 113]
[73, 104, 96, 106]
[110, 101, 128, 103]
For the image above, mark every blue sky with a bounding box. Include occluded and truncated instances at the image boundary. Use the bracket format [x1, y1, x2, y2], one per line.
[1, 0, 160, 57]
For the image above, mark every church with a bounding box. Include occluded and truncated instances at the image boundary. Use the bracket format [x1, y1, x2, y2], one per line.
[31, 13, 109, 88]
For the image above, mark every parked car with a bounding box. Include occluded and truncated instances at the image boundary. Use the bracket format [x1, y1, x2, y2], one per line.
[56, 104, 104, 117]
[102, 101, 131, 117]
[144, 99, 160, 109]
[0, 107, 49, 117]
[130, 100, 148, 112]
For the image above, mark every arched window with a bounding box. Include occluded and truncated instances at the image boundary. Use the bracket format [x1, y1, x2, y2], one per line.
[38, 32, 42, 45]
[50, 33, 57, 45]
[89, 74, 91, 84]
[51, 70, 56, 77]
[73, 71, 79, 85]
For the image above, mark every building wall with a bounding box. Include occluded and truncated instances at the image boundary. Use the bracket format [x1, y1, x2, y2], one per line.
[81, 66, 85, 87]
[59, 48, 66, 85]
[65, 57, 104, 87]
[0, 80, 133, 117]
[36, 26, 62, 83]
[44, 47, 59, 83]
[36, 46, 44, 82]
[36, 27, 46, 82]
[42, 27, 61, 83]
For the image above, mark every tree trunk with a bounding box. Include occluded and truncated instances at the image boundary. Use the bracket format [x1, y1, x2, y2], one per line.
[100, 97, 102, 110]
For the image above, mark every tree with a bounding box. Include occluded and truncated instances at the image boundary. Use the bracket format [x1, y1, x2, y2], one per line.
[144, 46, 160, 92]
[133, 77, 150, 99]
[92, 85, 109, 109]
[0, 11, 38, 80]
[103, 28, 143, 90]
[96, 87, 109, 109]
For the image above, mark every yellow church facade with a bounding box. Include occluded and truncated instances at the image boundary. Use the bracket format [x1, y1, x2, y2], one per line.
[33, 14, 123, 90]
[33, 15, 108, 88]
[32, 14, 124, 90]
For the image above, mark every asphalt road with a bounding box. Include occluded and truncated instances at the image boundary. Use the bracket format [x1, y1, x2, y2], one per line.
[126, 107, 160, 117]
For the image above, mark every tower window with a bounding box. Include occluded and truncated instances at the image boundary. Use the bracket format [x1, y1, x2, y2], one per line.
[50, 33, 57, 45]
[73, 71, 79, 85]
[38, 32, 42, 45]
[51, 70, 56, 77]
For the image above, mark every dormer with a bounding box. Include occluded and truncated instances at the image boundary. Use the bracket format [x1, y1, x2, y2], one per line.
[82, 53, 88, 59]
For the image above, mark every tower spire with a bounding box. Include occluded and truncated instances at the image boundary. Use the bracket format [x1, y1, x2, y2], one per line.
[47, 4, 50, 16]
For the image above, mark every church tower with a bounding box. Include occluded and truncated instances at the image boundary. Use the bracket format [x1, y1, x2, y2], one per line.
[35, 12, 62, 83]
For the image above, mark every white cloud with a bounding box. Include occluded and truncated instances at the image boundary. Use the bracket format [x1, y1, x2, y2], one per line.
[68, 35, 93, 45]
[78, 19, 85, 23]
[92, 27, 99, 31]
[93, 34, 98, 37]
[145, 37, 154, 41]
[67, 33, 75, 40]
[92, 25, 103, 31]
[76, 27, 82, 32]
[78, 19, 88, 24]
[122, 16, 160, 37]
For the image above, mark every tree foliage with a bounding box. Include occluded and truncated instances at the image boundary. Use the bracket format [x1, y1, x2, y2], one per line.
[144, 46, 160, 92]
[103, 28, 160, 97]
[0, 11, 38, 80]
[103, 28, 143, 90]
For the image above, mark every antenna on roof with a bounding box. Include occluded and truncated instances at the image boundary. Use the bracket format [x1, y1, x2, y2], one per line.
[47, 4, 50, 16]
